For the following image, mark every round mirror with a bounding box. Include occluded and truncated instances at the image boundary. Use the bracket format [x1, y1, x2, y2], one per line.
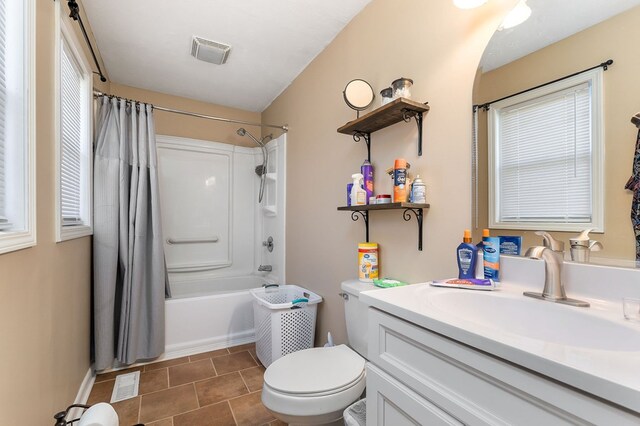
[343, 79, 375, 115]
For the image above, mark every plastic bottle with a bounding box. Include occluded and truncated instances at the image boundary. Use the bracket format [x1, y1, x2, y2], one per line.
[393, 159, 408, 202]
[350, 173, 367, 206]
[457, 230, 478, 279]
[482, 229, 500, 281]
[358, 242, 379, 282]
[411, 175, 426, 203]
[361, 160, 374, 203]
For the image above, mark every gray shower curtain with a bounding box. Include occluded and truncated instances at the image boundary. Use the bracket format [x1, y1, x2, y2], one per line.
[93, 96, 166, 371]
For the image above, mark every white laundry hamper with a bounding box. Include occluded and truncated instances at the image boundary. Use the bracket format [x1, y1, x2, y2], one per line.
[251, 284, 322, 367]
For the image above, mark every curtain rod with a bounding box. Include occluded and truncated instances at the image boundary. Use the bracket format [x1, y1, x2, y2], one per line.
[61, 0, 107, 82]
[93, 91, 289, 132]
[473, 59, 613, 112]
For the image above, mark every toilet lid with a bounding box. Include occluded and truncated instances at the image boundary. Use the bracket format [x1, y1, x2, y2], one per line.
[264, 345, 365, 395]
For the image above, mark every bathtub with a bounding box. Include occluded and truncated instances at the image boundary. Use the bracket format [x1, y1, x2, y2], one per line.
[165, 275, 270, 357]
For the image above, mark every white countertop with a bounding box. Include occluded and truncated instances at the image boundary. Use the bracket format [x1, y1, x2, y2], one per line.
[360, 280, 640, 413]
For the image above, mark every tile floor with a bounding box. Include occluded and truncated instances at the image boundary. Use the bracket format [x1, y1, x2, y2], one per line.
[87, 343, 286, 426]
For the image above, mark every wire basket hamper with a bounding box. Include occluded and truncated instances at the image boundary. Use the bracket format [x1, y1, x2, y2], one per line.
[251, 284, 322, 367]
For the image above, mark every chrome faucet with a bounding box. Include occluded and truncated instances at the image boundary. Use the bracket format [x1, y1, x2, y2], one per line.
[258, 264, 272, 272]
[523, 231, 590, 307]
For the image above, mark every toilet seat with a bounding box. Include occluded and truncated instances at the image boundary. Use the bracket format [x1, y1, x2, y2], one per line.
[261, 345, 366, 422]
[264, 344, 365, 395]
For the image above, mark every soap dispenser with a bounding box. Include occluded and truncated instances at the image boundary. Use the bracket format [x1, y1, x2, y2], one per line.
[569, 229, 603, 263]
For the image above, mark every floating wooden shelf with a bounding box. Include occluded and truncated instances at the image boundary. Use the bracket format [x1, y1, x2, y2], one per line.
[337, 202, 430, 250]
[337, 99, 431, 251]
[337, 98, 430, 135]
[337, 202, 430, 211]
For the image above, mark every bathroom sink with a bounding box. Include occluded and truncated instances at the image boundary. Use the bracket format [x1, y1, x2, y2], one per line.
[426, 290, 640, 352]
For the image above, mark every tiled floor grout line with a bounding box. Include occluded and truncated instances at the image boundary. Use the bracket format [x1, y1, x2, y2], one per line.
[226, 400, 239, 425]
[210, 357, 218, 376]
[137, 394, 142, 424]
[238, 368, 251, 394]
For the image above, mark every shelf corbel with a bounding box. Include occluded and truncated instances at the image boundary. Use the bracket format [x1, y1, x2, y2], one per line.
[350, 210, 369, 242]
[352, 131, 371, 162]
[402, 108, 425, 156]
[402, 208, 424, 251]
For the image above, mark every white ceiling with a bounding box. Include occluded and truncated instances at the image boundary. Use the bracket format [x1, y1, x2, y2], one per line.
[480, 0, 640, 72]
[82, 0, 372, 112]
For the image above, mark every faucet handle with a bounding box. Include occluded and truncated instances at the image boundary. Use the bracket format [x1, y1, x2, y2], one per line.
[535, 231, 564, 252]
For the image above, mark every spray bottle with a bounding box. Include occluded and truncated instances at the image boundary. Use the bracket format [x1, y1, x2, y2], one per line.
[350, 173, 367, 206]
[457, 229, 478, 279]
[361, 159, 374, 203]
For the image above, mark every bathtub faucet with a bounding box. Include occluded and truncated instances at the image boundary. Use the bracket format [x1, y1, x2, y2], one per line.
[258, 264, 272, 272]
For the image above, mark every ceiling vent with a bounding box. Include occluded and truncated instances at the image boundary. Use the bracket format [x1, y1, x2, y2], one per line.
[191, 36, 231, 65]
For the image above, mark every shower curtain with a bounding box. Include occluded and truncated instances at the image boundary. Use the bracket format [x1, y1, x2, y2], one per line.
[93, 96, 166, 370]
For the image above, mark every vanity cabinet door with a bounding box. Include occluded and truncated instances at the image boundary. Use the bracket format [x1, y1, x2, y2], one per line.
[368, 308, 640, 425]
[367, 363, 463, 426]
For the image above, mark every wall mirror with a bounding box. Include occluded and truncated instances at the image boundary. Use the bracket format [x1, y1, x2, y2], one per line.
[343, 79, 375, 118]
[472, 0, 640, 267]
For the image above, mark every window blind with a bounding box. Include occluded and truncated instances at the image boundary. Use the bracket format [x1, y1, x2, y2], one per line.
[497, 82, 592, 224]
[0, 0, 8, 228]
[60, 40, 84, 225]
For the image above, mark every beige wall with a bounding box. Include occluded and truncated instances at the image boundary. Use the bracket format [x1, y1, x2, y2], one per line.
[474, 6, 640, 261]
[110, 83, 263, 148]
[0, 0, 107, 423]
[263, 0, 518, 344]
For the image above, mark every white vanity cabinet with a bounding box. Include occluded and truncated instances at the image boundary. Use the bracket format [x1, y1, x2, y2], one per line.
[366, 308, 639, 426]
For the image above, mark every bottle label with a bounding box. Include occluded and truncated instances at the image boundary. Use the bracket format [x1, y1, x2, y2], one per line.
[358, 248, 379, 281]
[458, 248, 472, 273]
[412, 185, 426, 203]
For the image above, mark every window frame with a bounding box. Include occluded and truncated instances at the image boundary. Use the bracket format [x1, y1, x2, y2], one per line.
[0, 0, 36, 255]
[54, 2, 93, 242]
[488, 67, 604, 233]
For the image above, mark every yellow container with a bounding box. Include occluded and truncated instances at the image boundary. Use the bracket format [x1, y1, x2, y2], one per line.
[358, 242, 379, 282]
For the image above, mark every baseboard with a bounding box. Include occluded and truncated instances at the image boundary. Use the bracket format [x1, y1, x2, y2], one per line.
[97, 329, 256, 375]
[163, 329, 255, 359]
[67, 367, 95, 420]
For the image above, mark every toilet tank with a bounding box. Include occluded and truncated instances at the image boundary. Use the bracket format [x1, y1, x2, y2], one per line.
[340, 279, 380, 357]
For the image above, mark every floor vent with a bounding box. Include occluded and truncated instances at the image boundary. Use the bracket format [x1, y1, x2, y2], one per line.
[110, 371, 140, 403]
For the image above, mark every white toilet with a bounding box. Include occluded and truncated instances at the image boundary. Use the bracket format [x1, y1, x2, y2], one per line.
[261, 280, 377, 425]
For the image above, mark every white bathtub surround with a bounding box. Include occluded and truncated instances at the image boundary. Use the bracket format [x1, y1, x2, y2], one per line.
[360, 257, 640, 423]
[157, 135, 286, 291]
[157, 135, 286, 358]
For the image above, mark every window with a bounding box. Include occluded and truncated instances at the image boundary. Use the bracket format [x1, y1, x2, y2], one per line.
[55, 3, 92, 241]
[0, 0, 36, 254]
[488, 68, 604, 232]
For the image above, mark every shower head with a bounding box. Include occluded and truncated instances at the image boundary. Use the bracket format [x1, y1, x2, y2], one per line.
[236, 127, 270, 203]
[237, 128, 264, 147]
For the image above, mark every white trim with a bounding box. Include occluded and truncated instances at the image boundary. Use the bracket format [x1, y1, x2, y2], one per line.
[67, 368, 96, 421]
[488, 68, 604, 233]
[54, 2, 93, 242]
[96, 331, 256, 375]
[0, 0, 36, 255]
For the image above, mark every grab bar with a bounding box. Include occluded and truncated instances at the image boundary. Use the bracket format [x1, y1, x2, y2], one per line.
[166, 236, 219, 245]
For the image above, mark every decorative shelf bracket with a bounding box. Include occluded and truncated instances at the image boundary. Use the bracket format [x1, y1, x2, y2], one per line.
[402, 109, 424, 156]
[352, 131, 371, 162]
[350, 210, 370, 242]
[402, 208, 424, 250]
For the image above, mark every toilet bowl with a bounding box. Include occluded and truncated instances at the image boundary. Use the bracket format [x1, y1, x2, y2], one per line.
[262, 344, 366, 425]
[261, 280, 381, 425]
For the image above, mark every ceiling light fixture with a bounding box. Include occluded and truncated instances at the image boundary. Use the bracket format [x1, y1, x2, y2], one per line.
[453, 0, 488, 9]
[498, 0, 532, 30]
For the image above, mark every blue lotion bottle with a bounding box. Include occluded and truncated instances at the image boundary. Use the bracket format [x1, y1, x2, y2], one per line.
[457, 229, 478, 279]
